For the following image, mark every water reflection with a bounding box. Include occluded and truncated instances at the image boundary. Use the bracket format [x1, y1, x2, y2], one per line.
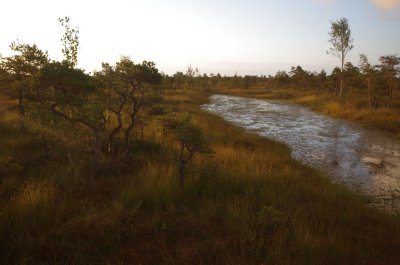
[202, 94, 400, 212]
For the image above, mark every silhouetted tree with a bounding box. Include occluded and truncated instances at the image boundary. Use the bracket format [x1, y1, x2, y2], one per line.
[275, 70, 289, 87]
[0, 42, 49, 113]
[34, 62, 106, 164]
[317, 69, 328, 90]
[378, 55, 400, 109]
[173, 72, 185, 90]
[343, 62, 360, 91]
[96, 62, 129, 156]
[185, 65, 196, 89]
[114, 57, 162, 151]
[289, 66, 309, 88]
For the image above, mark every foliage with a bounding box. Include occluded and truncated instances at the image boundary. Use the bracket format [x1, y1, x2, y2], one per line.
[378, 54, 400, 108]
[34, 62, 105, 126]
[159, 112, 213, 186]
[327, 18, 354, 60]
[96, 57, 163, 156]
[58, 16, 79, 68]
[0, 42, 49, 112]
[327, 17, 354, 99]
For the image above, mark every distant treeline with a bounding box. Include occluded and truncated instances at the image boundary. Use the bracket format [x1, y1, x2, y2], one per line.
[162, 59, 399, 109]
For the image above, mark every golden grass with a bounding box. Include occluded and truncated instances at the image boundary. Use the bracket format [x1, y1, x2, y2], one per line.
[11, 179, 57, 211]
[0, 89, 399, 264]
[298, 95, 400, 138]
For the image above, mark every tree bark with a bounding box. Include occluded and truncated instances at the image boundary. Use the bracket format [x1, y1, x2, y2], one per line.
[124, 111, 137, 151]
[50, 103, 104, 165]
[339, 54, 344, 100]
[108, 113, 123, 156]
[178, 143, 194, 188]
[124, 89, 140, 152]
[108, 96, 126, 156]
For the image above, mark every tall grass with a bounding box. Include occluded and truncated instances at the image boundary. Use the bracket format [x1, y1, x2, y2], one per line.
[0, 91, 399, 264]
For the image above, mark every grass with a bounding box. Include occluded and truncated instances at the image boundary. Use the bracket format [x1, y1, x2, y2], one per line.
[0, 90, 400, 264]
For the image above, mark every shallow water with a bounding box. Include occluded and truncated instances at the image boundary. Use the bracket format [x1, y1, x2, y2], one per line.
[202, 95, 400, 212]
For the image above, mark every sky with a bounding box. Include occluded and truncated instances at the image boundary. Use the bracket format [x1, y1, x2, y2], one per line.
[1, 0, 399, 76]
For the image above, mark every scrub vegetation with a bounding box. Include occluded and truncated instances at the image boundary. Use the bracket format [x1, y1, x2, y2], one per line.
[0, 17, 399, 265]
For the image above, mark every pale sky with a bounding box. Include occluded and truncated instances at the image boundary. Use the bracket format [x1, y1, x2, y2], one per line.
[1, 0, 399, 75]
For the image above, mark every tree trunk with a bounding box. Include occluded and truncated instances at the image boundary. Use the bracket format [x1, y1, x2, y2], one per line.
[177, 143, 194, 189]
[108, 93, 127, 156]
[124, 116, 135, 151]
[50, 103, 105, 166]
[108, 113, 123, 157]
[124, 104, 139, 152]
[124, 88, 140, 152]
[339, 57, 344, 100]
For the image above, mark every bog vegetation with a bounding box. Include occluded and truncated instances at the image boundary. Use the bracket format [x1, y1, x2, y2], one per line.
[0, 17, 399, 265]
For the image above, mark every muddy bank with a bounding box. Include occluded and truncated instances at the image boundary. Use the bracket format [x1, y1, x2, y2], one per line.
[202, 95, 400, 212]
